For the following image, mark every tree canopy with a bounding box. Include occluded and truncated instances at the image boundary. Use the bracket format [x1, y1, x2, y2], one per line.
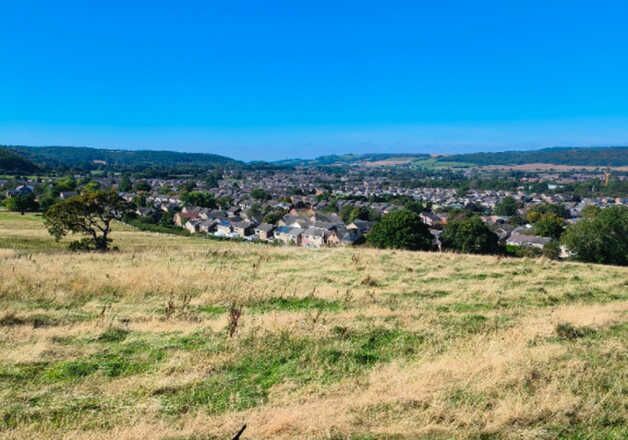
[533, 212, 565, 239]
[493, 196, 519, 216]
[4, 192, 39, 214]
[44, 190, 131, 251]
[0, 148, 40, 174]
[526, 203, 568, 223]
[251, 188, 271, 201]
[367, 210, 433, 251]
[181, 191, 217, 209]
[441, 216, 500, 254]
[561, 206, 627, 266]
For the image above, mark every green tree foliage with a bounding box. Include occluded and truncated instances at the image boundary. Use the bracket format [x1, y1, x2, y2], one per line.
[179, 180, 196, 193]
[83, 181, 101, 192]
[160, 210, 175, 227]
[340, 205, 379, 223]
[581, 205, 601, 219]
[4, 145, 240, 173]
[4, 192, 39, 214]
[533, 213, 564, 239]
[205, 171, 222, 189]
[217, 196, 233, 209]
[246, 203, 263, 220]
[494, 196, 519, 216]
[442, 146, 628, 167]
[44, 190, 131, 251]
[118, 175, 132, 192]
[561, 206, 628, 265]
[263, 208, 287, 225]
[181, 191, 217, 209]
[54, 176, 77, 192]
[0, 148, 40, 173]
[403, 200, 430, 214]
[37, 191, 59, 212]
[526, 203, 568, 223]
[441, 216, 500, 254]
[367, 210, 433, 251]
[543, 240, 561, 260]
[251, 188, 271, 201]
[134, 180, 151, 192]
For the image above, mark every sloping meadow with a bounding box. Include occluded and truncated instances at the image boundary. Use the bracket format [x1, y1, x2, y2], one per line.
[0, 212, 627, 439]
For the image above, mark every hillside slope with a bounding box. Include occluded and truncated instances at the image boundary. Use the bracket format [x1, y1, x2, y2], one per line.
[0, 212, 626, 440]
[441, 146, 628, 166]
[0, 147, 40, 174]
[2, 145, 241, 172]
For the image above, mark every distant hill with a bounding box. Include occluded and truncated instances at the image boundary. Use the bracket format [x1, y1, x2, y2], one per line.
[2, 145, 241, 173]
[0, 147, 40, 174]
[274, 153, 430, 167]
[274, 147, 628, 168]
[440, 146, 628, 167]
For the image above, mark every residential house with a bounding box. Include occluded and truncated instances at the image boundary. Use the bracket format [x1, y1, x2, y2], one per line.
[302, 227, 327, 248]
[274, 226, 303, 246]
[215, 219, 233, 236]
[198, 219, 218, 233]
[506, 226, 551, 249]
[184, 219, 201, 234]
[255, 223, 275, 241]
[174, 211, 199, 227]
[7, 185, 34, 197]
[232, 221, 256, 238]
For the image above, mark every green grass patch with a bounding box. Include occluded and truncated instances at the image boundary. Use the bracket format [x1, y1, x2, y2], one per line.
[249, 296, 343, 313]
[161, 327, 426, 415]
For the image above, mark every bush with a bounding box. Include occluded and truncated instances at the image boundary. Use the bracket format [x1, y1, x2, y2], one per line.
[542, 240, 561, 260]
[555, 322, 595, 340]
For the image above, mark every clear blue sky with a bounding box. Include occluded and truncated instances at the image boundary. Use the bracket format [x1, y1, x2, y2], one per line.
[2, 1, 628, 161]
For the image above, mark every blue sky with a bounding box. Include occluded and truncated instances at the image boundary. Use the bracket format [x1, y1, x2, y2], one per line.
[2, 1, 628, 161]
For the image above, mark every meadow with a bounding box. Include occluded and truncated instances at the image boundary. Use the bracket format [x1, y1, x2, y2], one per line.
[0, 211, 626, 439]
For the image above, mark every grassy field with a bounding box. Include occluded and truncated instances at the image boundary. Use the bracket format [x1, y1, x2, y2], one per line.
[0, 211, 626, 440]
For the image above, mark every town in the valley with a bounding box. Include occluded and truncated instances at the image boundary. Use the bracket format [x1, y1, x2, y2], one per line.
[3, 157, 625, 256]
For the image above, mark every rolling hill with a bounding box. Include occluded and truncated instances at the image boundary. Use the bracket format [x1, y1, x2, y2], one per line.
[440, 146, 628, 167]
[1, 145, 242, 173]
[0, 211, 626, 440]
[0, 148, 40, 174]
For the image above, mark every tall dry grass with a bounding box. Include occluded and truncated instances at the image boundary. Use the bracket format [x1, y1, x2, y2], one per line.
[0, 212, 626, 439]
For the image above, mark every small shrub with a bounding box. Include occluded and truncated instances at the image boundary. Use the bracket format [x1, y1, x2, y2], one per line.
[0, 313, 26, 326]
[361, 275, 379, 287]
[97, 327, 129, 343]
[555, 322, 596, 340]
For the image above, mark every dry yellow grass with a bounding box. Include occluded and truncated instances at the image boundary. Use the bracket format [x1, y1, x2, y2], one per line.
[0, 211, 626, 440]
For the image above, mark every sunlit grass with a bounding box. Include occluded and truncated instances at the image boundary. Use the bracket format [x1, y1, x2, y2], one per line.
[0, 212, 626, 439]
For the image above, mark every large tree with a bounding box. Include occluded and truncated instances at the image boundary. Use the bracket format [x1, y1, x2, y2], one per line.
[4, 192, 39, 215]
[367, 210, 433, 251]
[561, 206, 627, 266]
[533, 212, 564, 239]
[441, 216, 500, 254]
[494, 196, 518, 216]
[44, 190, 130, 251]
[181, 191, 217, 209]
[526, 203, 568, 223]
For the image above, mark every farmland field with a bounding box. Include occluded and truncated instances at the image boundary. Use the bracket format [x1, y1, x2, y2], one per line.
[0, 211, 626, 439]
